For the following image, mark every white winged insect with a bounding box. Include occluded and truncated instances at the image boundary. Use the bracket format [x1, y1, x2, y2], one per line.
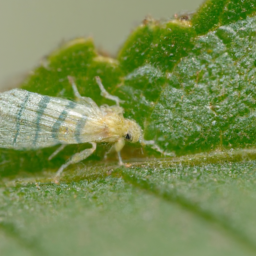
[0, 76, 170, 182]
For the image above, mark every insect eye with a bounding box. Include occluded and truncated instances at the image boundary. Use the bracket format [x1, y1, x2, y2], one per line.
[125, 133, 132, 141]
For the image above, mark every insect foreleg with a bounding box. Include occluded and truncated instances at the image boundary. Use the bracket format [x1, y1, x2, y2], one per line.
[48, 144, 66, 160]
[117, 151, 123, 165]
[114, 138, 125, 165]
[104, 139, 125, 165]
[104, 145, 115, 160]
[67, 76, 98, 108]
[95, 76, 124, 106]
[54, 142, 97, 183]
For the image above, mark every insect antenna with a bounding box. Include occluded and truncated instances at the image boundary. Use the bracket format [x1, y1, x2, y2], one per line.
[140, 138, 175, 157]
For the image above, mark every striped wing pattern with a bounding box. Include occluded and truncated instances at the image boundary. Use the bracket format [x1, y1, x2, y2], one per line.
[0, 89, 103, 150]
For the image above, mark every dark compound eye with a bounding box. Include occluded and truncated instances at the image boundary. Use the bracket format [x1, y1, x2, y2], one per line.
[125, 133, 132, 141]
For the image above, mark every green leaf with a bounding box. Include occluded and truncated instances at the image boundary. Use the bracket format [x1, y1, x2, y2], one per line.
[147, 16, 256, 154]
[192, 0, 229, 34]
[1, 1, 256, 255]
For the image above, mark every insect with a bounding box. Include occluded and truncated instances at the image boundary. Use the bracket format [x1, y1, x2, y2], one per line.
[0, 76, 170, 182]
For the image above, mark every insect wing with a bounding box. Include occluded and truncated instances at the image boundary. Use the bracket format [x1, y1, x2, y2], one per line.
[0, 89, 101, 149]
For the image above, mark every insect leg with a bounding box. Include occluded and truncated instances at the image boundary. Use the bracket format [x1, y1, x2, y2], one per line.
[104, 145, 114, 160]
[95, 76, 124, 106]
[104, 147, 124, 165]
[48, 144, 66, 160]
[67, 76, 98, 108]
[54, 142, 97, 183]
[117, 151, 123, 165]
[113, 138, 125, 165]
[104, 138, 125, 165]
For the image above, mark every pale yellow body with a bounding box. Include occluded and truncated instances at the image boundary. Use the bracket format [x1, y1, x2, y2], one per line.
[51, 76, 142, 182]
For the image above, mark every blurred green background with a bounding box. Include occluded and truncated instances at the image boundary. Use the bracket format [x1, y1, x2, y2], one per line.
[0, 0, 203, 90]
